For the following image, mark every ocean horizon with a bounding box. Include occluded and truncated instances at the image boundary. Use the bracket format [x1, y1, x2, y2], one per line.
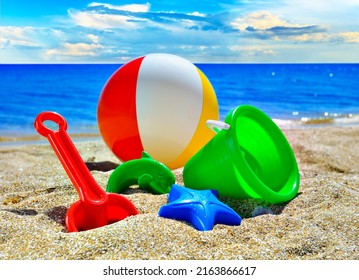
[1, 63, 358, 139]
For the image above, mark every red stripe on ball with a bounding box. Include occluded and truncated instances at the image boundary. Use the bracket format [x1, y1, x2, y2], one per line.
[98, 56, 145, 161]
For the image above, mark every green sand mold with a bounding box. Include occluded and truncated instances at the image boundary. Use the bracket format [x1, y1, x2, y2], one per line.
[106, 151, 175, 194]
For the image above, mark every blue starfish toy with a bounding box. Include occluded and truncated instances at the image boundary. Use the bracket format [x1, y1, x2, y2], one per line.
[158, 184, 242, 231]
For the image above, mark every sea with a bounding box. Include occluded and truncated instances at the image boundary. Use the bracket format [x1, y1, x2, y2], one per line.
[0, 63, 358, 139]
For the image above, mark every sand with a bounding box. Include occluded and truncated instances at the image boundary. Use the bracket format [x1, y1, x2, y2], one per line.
[0, 126, 358, 260]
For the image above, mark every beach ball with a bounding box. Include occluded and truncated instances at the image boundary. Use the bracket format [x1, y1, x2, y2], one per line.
[97, 53, 219, 170]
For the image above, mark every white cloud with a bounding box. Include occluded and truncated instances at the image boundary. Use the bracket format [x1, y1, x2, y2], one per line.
[2, 2, 358, 63]
[229, 45, 277, 56]
[68, 10, 149, 29]
[230, 10, 332, 43]
[283, 32, 359, 43]
[289, 33, 331, 42]
[339, 32, 359, 43]
[0, 26, 41, 48]
[87, 34, 100, 43]
[45, 42, 104, 57]
[231, 11, 308, 31]
[188, 12, 206, 17]
[88, 2, 150, 13]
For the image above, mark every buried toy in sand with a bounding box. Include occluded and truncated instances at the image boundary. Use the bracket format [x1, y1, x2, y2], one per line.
[34, 111, 138, 232]
[106, 151, 175, 195]
[158, 184, 242, 231]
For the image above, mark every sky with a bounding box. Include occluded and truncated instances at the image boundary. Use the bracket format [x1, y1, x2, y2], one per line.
[1, 0, 359, 63]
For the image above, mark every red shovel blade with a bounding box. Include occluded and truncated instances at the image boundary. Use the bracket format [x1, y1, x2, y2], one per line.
[66, 193, 138, 232]
[34, 111, 138, 232]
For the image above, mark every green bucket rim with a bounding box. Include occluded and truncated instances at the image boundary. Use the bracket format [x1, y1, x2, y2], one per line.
[223, 105, 300, 203]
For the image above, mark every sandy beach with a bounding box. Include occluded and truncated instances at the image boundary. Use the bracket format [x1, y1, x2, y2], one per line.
[0, 125, 358, 260]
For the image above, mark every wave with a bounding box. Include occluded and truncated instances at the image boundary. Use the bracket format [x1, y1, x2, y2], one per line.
[274, 114, 359, 129]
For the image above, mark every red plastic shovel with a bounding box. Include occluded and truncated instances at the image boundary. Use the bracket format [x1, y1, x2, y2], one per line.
[34, 111, 138, 232]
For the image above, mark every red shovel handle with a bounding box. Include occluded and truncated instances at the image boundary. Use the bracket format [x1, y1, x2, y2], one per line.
[34, 111, 68, 137]
[34, 111, 106, 205]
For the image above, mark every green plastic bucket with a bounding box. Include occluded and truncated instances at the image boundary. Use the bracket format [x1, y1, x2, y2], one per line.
[183, 105, 300, 204]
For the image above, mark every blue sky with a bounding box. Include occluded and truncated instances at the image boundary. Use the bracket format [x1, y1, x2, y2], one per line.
[1, 0, 359, 63]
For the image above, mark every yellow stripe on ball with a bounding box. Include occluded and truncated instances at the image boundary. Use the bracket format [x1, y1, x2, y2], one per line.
[167, 67, 219, 169]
